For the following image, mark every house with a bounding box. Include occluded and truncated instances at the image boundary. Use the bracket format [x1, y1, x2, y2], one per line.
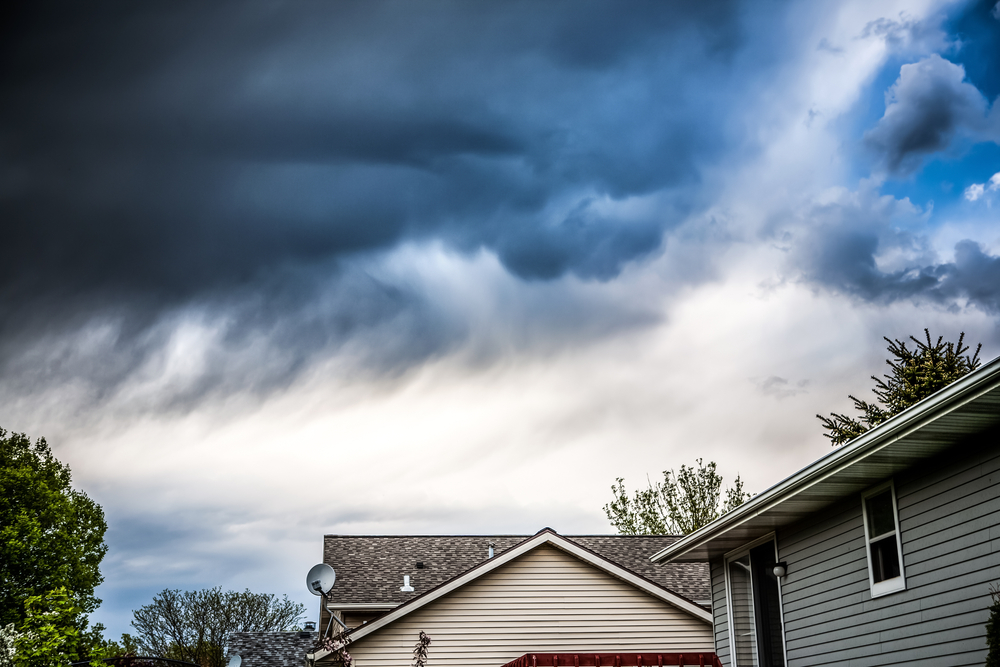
[650, 354, 1000, 667]
[309, 529, 718, 666]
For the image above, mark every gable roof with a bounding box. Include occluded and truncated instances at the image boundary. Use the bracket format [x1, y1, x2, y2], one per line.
[311, 530, 713, 661]
[323, 532, 709, 605]
[651, 353, 1000, 564]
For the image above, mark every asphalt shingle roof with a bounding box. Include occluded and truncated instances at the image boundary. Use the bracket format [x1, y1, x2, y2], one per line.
[229, 631, 317, 667]
[321, 532, 710, 607]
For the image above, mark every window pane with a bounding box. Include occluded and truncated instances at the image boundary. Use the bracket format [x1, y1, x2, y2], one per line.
[729, 554, 758, 667]
[870, 535, 901, 582]
[866, 490, 896, 538]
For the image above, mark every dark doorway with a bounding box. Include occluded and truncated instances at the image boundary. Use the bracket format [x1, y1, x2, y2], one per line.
[748, 542, 785, 667]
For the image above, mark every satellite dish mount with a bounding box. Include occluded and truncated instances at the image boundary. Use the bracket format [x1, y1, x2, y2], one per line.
[306, 563, 349, 638]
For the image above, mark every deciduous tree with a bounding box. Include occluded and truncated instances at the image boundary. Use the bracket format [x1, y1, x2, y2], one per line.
[130, 588, 305, 667]
[11, 587, 104, 667]
[604, 459, 750, 535]
[0, 428, 107, 651]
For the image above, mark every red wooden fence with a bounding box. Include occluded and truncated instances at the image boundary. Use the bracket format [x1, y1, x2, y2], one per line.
[500, 653, 723, 667]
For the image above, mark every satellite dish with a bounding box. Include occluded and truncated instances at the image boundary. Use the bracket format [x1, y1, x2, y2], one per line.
[227, 655, 242, 667]
[307, 563, 336, 596]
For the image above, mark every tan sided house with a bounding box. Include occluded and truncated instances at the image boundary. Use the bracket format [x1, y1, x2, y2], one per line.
[308, 529, 717, 666]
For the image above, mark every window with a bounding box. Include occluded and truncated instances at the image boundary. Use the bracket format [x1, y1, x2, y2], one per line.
[862, 481, 906, 597]
[725, 537, 786, 667]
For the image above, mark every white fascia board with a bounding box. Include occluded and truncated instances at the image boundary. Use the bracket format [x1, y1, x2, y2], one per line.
[650, 354, 1000, 565]
[315, 530, 711, 659]
[325, 603, 397, 610]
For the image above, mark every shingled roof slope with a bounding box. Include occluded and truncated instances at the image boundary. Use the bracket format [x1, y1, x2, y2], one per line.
[229, 631, 316, 667]
[322, 533, 709, 606]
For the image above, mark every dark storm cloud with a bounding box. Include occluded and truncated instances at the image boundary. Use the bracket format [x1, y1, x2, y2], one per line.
[864, 54, 990, 173]
[0, 263, 464, 416]
[790, 198, 1000, 313]
[0, 0, 752, 400]
[1, 0, 741, 297]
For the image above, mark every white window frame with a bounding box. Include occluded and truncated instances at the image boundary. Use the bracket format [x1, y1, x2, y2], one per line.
[861, 479, 906, 598]
[723, 533, 788, 667]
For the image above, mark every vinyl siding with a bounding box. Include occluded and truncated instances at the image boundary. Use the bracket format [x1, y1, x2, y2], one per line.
[332, 544, 713, 667]
[708, 433, 1000, 667]
[710, 559, 729, 665]
[778, 435, 1000, 667]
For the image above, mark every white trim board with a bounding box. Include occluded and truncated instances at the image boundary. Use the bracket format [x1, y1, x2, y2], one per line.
[325, 603, 397, 610]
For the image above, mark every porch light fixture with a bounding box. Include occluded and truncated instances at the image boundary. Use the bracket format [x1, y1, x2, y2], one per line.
[772, 562, 788, 578]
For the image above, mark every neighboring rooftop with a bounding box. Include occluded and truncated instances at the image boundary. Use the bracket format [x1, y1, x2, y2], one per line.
[322, 532, 710, 605]
[229, 631, 317, 667]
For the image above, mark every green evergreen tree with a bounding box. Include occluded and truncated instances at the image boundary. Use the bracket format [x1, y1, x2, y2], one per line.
[817, 330, 981, 446]
[604, 459, 750, 535]
[988, 584, 1000, 667]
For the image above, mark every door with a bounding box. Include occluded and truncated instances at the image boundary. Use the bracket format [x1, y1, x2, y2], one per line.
[727, 539, 785, 667]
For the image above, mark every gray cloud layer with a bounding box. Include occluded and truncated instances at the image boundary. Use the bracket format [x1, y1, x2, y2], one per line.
[864, 54, 998, 173]
[4, 0, 1000, 416]
[788, 192, 1000, 313]
[2, 1, 740, 302]
[1, 0, 758, 404]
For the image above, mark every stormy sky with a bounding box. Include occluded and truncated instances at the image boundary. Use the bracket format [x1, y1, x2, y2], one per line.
[3, 0, 1000, 637]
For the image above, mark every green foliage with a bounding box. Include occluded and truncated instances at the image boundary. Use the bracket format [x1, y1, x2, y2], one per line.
[11, 587, 104, 667]
[818, 330, 982, 446]
[0, 623, 18, 667]
[988, 584, 1000, 667]
[0, 427, 107, 661]
[604, 459, 751, 535]
[90, 632, 141, 659]
[130, 587, 306, 667]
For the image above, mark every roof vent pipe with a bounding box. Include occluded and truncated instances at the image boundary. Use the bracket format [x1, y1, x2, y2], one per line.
[400, 575, 414, 592]
[488, 542, 495, 559]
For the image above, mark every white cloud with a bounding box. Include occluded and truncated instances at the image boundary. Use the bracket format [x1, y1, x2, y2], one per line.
[965, 172, 1000, 202]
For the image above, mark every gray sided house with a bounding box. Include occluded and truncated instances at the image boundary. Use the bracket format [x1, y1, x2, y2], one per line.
[651, 355, 1000, 667]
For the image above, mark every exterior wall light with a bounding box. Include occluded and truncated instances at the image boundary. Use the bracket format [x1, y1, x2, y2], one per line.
[772, 562, 788, 578]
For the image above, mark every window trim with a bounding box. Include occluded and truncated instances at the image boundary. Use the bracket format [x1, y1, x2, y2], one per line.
[723, 533, 788, 667]
[861, 479, 906, 598]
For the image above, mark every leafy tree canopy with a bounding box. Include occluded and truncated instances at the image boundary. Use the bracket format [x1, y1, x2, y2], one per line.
[11, 587, 104, 667]
[0, 428, 108, 633]
[604, 459, 750, 535]
[130, 588, 306, 667]
[818, 330, 982, 446]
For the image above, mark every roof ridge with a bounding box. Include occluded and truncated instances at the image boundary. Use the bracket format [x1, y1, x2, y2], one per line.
[322, 533, 682, 538]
